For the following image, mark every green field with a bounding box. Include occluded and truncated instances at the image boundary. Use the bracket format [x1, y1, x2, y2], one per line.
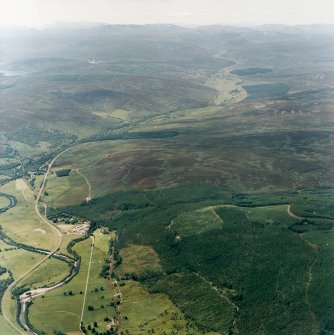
[44, 167, 89, 207]
[29, 231, 114, 335]
[0, 195, 11, 209]
[20, 257, 70, 290]
[172, 208, 222, 237]
[0, 249, 46, 280]
[118, 244, 163, 277]
[0, 181, 59, 250]
[0, 317, 18, 335]
[58, 232, 83, 257]
[0, 246, 47, 332]
[81, 231, 116, 334]
[120, 279, 210, 335]
[29, 235, 91, 334]
[0, 24, 333, 335]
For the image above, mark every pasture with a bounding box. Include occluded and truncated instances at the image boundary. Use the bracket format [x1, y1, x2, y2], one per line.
[0, 195, 11, 209]
[0, 247, 47, 331]
[29, 230, 114, 335]
[0, 181, 59, 250]
[0, 24, 333, 335]
[118, 244, 162, 277]
[120, 279, 209, 335]
[20, 257, 70, 290]
[29, 236, 91, 334]
[172, 208, 222, 237]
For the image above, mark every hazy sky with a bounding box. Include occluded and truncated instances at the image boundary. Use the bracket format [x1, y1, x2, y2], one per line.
[0, 0, 334, 27]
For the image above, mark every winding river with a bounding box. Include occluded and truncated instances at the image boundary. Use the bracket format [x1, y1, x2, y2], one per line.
[0, 144, 85, 335]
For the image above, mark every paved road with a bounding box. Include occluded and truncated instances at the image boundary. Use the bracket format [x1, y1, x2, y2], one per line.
[1, 144, 80, 335]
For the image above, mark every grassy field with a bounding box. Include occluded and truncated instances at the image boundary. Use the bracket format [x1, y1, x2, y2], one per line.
[20, 257, 70, 290]
[0, 245, 47, 332]
[120, 279, 212, 335]
[58, 232, 83, 257]
[82, 231, 115, 334]
[0, 178, 65, 333]
[45, 167, 89, 207]
[0, 248, 45, 279]
[118, 244, 163, 276]
[0, 195, 11, 208]
[29, 230, 114, 335]
[29, 235, 89, 333]
[0, 239, 11, 250]
[29, 236, 90, 334]
[0, 254, 70, 335]
[205, 68, 247, 105]
[0, 181, 59, 250]
[0, 25, 333, 335]
[172, 208, 222, 237]
[245, 204, 297, 224]
[0, 317, 19, 335]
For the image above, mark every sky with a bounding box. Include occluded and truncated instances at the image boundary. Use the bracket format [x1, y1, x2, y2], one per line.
[0, 0, 334, 27]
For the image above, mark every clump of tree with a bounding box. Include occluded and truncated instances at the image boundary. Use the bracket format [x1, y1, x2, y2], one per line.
[55, 169, 71, 177]
[7, 126, 77, 147]
[54, 330, 66, 335]
[0, 269, 13, 313]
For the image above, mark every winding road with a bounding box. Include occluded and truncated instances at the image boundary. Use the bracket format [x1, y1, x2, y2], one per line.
[2, 139, 328, 335]
[1, 144, 81, 335]
[18, 258, 79, 335]
[76, 168, 92, 202]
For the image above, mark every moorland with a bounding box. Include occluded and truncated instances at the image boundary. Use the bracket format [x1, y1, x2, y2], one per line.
[0, 24, 333, 335]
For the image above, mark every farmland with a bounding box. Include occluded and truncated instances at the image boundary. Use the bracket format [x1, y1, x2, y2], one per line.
[0, 24, 333, 335]
[29, 230, 115, 335]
